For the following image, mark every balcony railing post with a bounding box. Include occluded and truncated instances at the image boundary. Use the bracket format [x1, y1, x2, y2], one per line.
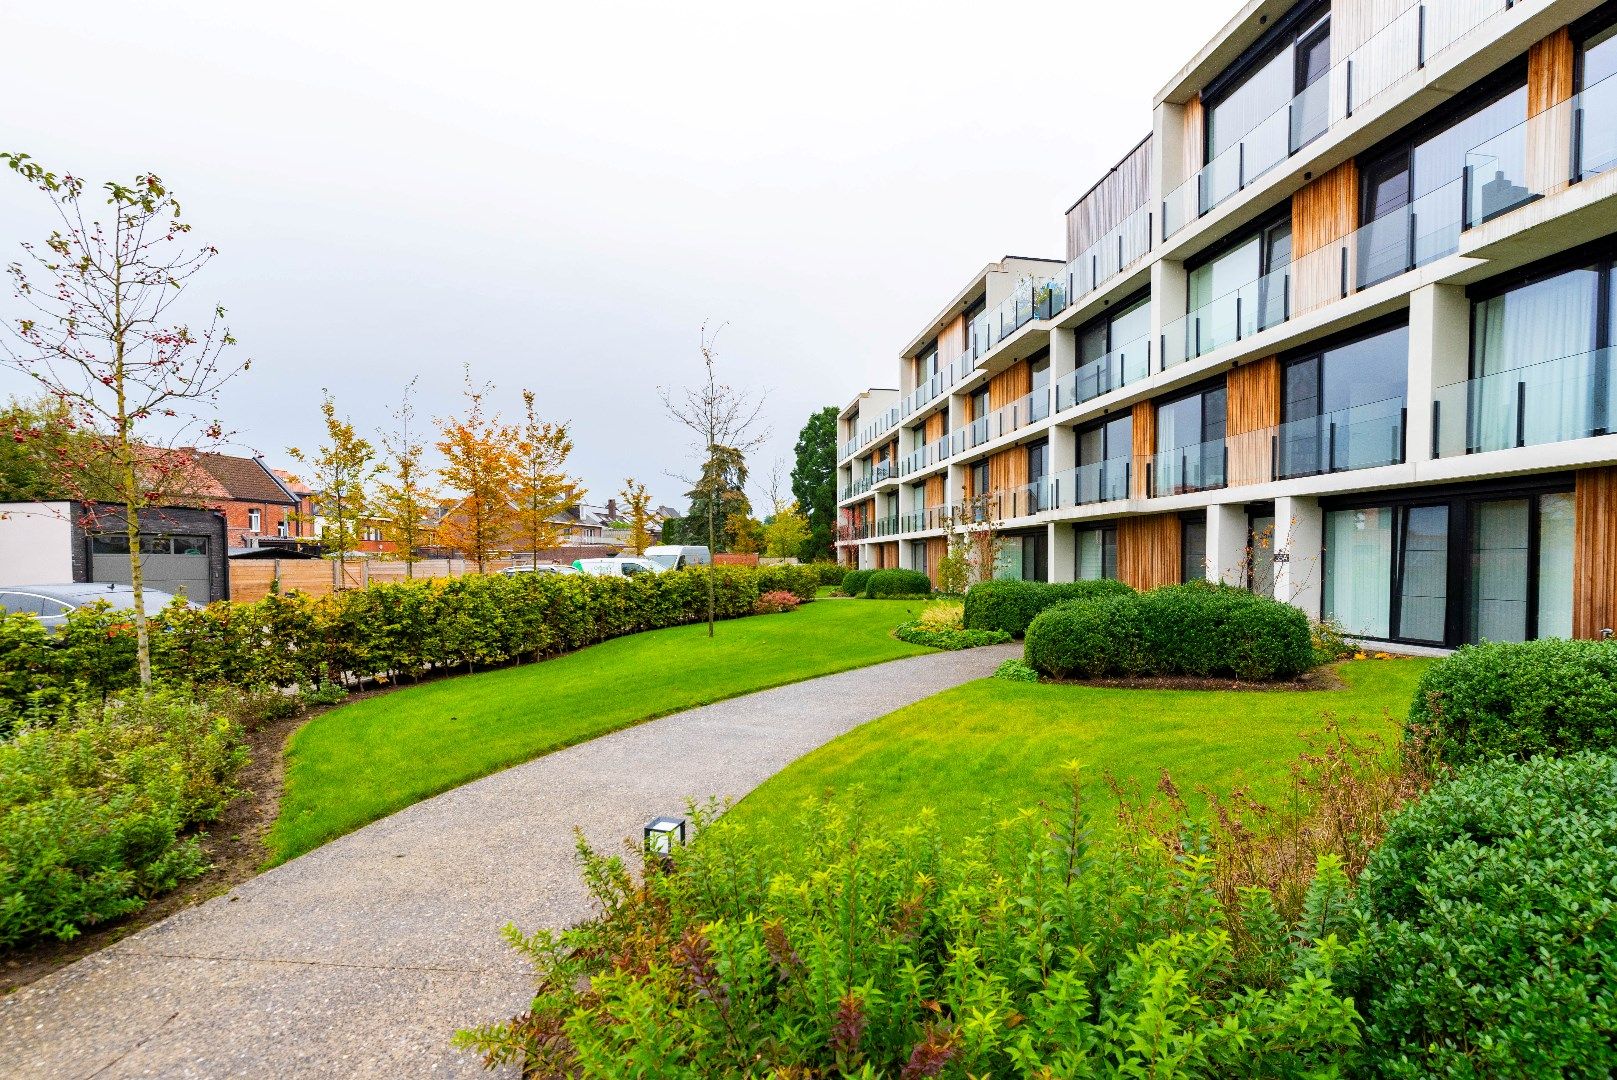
[1346, 58, 1354, 119]
[1328, 422, 1338, 472]
[1572, 106, 1585, 183]
[1431, 399, 1441, 459]
[1417, 3, 1426, 68]
[1235, 294, 1244, 341]
[1340, 246, 1349, 299]
[1516, 381, 1527, 448]
[1271, 432, 1279, 481]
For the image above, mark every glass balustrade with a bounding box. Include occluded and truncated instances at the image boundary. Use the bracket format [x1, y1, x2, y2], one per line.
[1434, 348, 1617, 457]
[1162, 264, 1291, 368]
[1057, 335, 1152, 410]
[1150, 439, 1227, 496]
[1273, 396, 1407, 479]
[1056, 460, 1131, 508]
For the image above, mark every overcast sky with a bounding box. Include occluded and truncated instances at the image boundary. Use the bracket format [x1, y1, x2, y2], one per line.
[0, 1, 1230, 512]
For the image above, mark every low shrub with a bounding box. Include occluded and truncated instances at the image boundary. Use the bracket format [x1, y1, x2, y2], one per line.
[753, 590, 801, 615]
[753, 563, 819, 602]
[299, 680, 349, 708]
[457, 789, 1362, 1075]
[1024, 582, 1314, 681]
[1310, 617, 1354, 665]
[963, 578, 1133, 637]
[811, 562, 846, 587]
[839, 569, 872, 597]
[1406, 638, 1617, 767]
[892, 622, 1011, 650]
[993, 657, 1039, 682]
[916, 599, 964, 630]
[1354, 751, 1617, 1077]
[863, 568, 931, 598]
[0, 691, 247, 948]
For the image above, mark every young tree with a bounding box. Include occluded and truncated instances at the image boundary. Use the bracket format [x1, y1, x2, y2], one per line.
[763, 503, 811, 559]
[373, 377, 435, 577]
[791, 405, 838, 561]
[618, 478, 655, 555]
[0, 155, 246, 686]
[511, 389, 584, 568]
[730, 513, 765, 555]
[288, 391, 376, 589]
[682, 443, 754, 552]
[659, 323, 767, 636]
[436, 372, 518, 573]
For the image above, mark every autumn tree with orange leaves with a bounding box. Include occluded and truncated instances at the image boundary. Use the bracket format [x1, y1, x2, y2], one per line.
[511, 389, 584, 567]
[435, 371, 518, 573]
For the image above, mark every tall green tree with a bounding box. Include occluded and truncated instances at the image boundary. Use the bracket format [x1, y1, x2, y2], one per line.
[289, 391, 377, 589]
[682, 443, 753, 553]
[791, 406, 838, 561]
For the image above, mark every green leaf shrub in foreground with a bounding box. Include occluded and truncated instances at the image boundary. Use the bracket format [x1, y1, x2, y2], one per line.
[0, 691, 247, 948]
[1353, 751, 1617, 1077]
[457, 789, 1362, 1076]
[863, 568, 931, 598]
[839, 569, 872, 597]
[1405, 638, 1617, 766]
[892, 621, 1011, 650]
[962, 578, 1133, 637]
[1025, 582, 1315, 681]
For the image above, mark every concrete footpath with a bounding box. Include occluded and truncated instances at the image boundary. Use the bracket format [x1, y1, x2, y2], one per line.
[1, 644, 1016, 1079]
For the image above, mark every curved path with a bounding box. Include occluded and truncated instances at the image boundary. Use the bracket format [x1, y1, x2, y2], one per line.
[1, 643, 1017, 1079]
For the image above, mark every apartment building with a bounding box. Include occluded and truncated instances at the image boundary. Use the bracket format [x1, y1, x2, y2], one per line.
[836, 0, 1617, 651]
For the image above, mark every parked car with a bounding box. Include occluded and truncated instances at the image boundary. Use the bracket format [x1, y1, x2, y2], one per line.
[499, 563, 579, 576]
[0, 582, 192, 631]
[643, 545, 711, 570]
[573, 557, 662, 578]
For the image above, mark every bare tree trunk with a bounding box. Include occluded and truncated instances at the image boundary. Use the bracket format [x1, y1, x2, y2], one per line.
[706, 484, 716, 637]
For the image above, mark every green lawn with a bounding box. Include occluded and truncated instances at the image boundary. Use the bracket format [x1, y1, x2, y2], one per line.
[268, 599, 932, 863]
[727, 658, 1431, 840]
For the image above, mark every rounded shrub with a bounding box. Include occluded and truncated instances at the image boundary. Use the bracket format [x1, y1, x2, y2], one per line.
[839, 569, 872, 597]
[1406, 638, 1617, 767]
[812, 562, 846, 587]
[1354, 751, 1617, 1077]
[864, 568, 931, 597]
[1024, 595, 1147, 678]
[962, 579, 1134, 637]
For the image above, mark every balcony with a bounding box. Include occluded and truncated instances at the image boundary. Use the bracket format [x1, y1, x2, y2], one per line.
[872, 514, 901, 538]
[902, 363, 958, 419]
[981, 479, 1053, 521]
[900, 504, 956, 533]
[955, 386, 1053, 453]
[1052, 459, 1132, 509]
[1162, 0, 1515, 240]
[1270, 396, 1407, 479]
[1056, 334, 1152, 411]
[1149, 438, 1228, 497]
[1434, 349, 1615, 457]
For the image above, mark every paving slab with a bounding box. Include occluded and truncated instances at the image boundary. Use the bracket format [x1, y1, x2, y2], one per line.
[0, 643, 1016, 1079]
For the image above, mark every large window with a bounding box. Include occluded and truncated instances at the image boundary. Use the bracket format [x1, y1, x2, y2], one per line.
[1077, 524, 1118, 581]
[1076, 412, 1133, 504]
[1026, 440, 1049, 513]
[1154, 380, 1227, 495]
[1467, 253, 1614, 453]
[1030, 352, 1052, 423]
[1070, 292, 1151, 404]
[1279, 321, 1409, 476]
[1358, 73, 1527, 286]
[1185, 216, 1291, 355]
[1323, 484, 1574, 646]
[995, 531, 1047, 582]
[1581, 18, 1617, 178]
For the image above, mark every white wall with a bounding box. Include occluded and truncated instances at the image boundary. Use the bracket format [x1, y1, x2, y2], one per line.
[0, 502, 75, 585]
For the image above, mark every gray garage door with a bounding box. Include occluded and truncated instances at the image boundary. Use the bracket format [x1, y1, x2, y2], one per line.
[90, 536, 217, 604]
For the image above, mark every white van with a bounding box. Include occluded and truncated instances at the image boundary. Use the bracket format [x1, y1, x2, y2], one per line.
[643, 545, 711, 570]
[573, 557, 662, 578]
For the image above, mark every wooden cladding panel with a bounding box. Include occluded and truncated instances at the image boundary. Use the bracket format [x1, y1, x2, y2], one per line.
[1574, 466, 1617, 640]
[1066, 134, 1154, 261]
[987, 447, 1027, 495]
[988, 360, 1032, 412]
[879, 542, 899, 569]
[924, 473, 945, 508]
[938, 314, 967, 361]
[1292, 161, 1360, 258]
[1228, 357, 1281, 488]
[925, 537, 948, 586]
[1528, 28, 1575, 117]
[1181, 95, 1205, 178]
[1118, 514, 1181, 593]
[924, 410, 947, 443]
[1130, 400, 1156, 500]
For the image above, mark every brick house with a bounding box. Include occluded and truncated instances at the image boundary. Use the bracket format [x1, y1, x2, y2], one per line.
[192, 453, 304, 549]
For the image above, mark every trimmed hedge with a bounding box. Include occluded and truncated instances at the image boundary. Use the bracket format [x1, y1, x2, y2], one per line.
[1406, 638, 1617, 767]
[810, 562, 846, 587]
[963, 579, 1134, 637]
[0, 565, 819, 723]
[1354, 751, 1617, 1076]
[839, 569, 872, 597]
[892, 622, 1010, 650]
[864, 568, 931, 598]
[1024, 582, 1315, 682]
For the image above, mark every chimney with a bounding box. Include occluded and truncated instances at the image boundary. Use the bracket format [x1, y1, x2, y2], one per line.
[606, 498, 618, 519]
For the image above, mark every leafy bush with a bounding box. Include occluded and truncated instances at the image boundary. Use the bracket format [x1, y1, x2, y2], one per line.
[1024, 583, 1315, 681]
[1354, 751, 1617, 1077]
[0, 691, 246, 948]
[917, 599, 964, 630]
[457, 790, 1362, 1075]
[753, 590, 801, 615]
[963, 579, 1133, 637]
[839, 569, 872, 597]
[863, 568, 931, 598]
[993, 657, 1038, 682]
[892, 622, 1012, 650]
[299, 680, 349, 708]
[0, 565, 811, 710]
[1310, 617, 1354, 665]
[1406, 638, 1617, 767]
[811, 562, 846, 586]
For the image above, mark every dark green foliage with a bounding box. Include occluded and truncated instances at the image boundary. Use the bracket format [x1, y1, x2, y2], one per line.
[0, 566, 820, 711]
[892, 622, 1010, 650]
[456, 793, 1362, 1075]
[1023, 583, 1315, 681]
[839, 569, 872, 597]
[1405, 638, 1617, 766]
[791, 406, 839, 561]
[962, 579, 1134, 637]
[0, 691, 247, 948]
[993, 658, 1039, 682]
[863, 568, 930, 598]
[810, 562, 845, 586]
[1354, 752, 1617, 1077]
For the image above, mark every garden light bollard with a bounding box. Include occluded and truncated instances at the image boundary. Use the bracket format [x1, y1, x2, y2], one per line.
[644, 816, 687, 856]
